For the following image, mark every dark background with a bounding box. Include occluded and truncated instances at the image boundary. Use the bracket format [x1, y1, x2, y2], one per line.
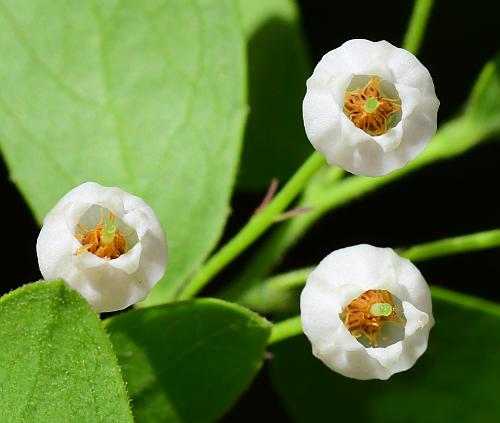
[1, 0, 499, 422]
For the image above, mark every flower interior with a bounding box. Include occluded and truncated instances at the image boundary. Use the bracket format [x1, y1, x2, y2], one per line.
[344, 76, 401, 136]
[75, 206, 137, 259]
[340, 289, 405, 347]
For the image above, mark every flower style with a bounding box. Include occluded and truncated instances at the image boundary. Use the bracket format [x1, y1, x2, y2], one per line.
[300, 244, 433, 380]
[303, 39, 439, 176]
[36, 182, 167, 312]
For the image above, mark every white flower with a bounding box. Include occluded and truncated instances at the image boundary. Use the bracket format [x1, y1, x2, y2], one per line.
[303, 39, 439, 176]
[300, 244, 433, 380]
[36, 182, 167, 312]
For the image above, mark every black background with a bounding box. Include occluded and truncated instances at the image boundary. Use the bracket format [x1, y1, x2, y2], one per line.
[1, 0, 499, 422]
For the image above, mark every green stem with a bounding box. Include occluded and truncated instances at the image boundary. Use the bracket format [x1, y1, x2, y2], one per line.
[430, 285, 500, 317]
[176, 151, 325, 300]
[294, 117, 485, 231]
[230, 267, 314, 314]
[399, 229, 500, 262]
[259, 268, 313, 292]
[244, 228, 500, 313]
[222, 20, 500, 307]
[268, 316, 302, 345]
[219, 166, 344, 302]
[402, 0, 435, 54]
[222, 116, 493, 305]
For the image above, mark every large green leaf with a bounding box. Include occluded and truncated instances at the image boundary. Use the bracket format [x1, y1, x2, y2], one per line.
[270, 287, 500, 422]
[0, 281, 133, 423]
[237, 0, 311, 191]
[106, 298, 271, 423]
[0, 0, 247, 304]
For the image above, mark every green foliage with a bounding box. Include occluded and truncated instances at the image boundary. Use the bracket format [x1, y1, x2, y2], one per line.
[237, 0, 312, 190]
[106, 298, 271, 423]
[270, 287, 500, 422]
[0, 0, 247, 305]
[0, 0, 499, 421]
[0, 281, 132, 423]
[466, 52, 500, 128]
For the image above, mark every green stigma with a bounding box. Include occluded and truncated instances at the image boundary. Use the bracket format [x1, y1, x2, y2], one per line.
[363, 97, 379, 113]
[370, 302, 393, 317]
[101, 215, 117, 246]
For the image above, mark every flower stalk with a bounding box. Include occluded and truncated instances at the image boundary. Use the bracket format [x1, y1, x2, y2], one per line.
[268, 316, 302, 345]
[176, 151, 325, 300]
[403, 0, 435, 55]
[191, 1, 456, 307]
[236, 228, 500, 314]
[221, 113, 500, 307]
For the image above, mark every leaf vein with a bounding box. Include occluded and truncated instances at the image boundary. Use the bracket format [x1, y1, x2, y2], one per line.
[92, 3, 135, 186]
[0, 1, 100, 106]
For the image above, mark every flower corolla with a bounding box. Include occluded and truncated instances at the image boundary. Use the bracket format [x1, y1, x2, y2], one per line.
[303, 39, 439, 176]
[300, 244, 433, 380]
[36, 182, 167, 312]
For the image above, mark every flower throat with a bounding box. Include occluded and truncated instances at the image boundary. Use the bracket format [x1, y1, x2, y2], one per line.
[344, 76, 401, 136]
[340, 289, 402, 347]
[76, 210, 128, 259]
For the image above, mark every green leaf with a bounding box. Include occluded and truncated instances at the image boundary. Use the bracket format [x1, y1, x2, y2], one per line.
[0, 281, 133, 423]
[270, 287, 500, 422]
[237, 0, 312, 191]
[106, 298, 271, 423]
[0, 0, 247, 304]
[466, 51, 500, 127]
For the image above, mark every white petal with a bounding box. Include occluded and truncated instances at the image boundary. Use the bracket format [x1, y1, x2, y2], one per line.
[300, 244, 434, 380]
[403, 301, 432, 336]
[366, 342, 403, 369]
[134, 229, 168, 289]
[334, 39, 394, 81]
[74, 251, 107, 269]
[303, 39, 439, 176]
[109, 243, 142, 274]
[36, 207, 79, 281]
[374, 121, 403, 152]
[36, 182, 168, 312]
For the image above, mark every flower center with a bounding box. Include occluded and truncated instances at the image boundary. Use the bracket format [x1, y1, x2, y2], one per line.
[340, 289, 402, 347]
[75, 210, 128, 259]
[344, 76, 401, 136]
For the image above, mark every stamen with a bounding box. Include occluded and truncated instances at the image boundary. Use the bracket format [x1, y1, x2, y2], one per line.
[340, 289, 402, 347]
[75, 209, 128, 259]
[344, 76, 401, 136]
